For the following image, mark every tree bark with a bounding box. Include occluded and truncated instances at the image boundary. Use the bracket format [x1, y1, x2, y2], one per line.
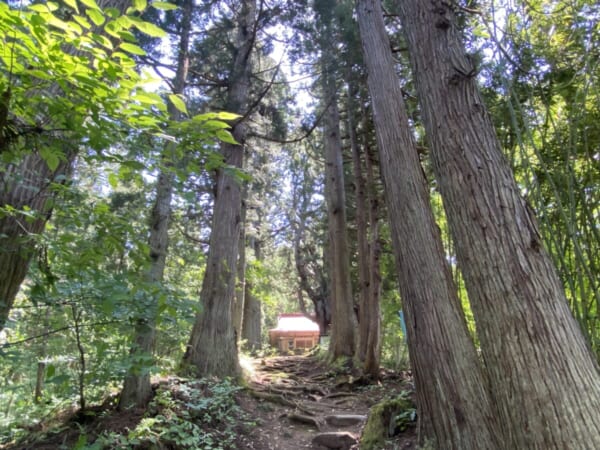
[232, 190, 247, 341]
[347, 82, 381, 376]
[348, 82, 371, 366]
[0, 153, 70, 331]
[321, 76, 358, 360]
[241, 236, 261, 351]
[396, 1, 600, 448]
[362, 105, 382, 378]
[356, 1, 502, 448]
[183, 0, 256, 378]
[0, 0, 131, 332]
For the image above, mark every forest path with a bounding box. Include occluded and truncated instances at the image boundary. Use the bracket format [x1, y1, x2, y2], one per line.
[235, 355, 416, 450]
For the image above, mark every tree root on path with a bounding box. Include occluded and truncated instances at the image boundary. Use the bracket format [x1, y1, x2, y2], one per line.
[322, 392, 357, 400]
[284, 412, 323, 430]
[247, 389, 296, 408]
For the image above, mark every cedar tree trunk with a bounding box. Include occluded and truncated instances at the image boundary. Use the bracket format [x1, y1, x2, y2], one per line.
[183, 0, 256, 378]
[322, 75, 358, 359]
[356, 1, 502, 448]
[397, 1, 600, 448]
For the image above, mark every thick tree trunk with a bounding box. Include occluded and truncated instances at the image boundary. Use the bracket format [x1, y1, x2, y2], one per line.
[241, 236, 261, 351]
[183, 138, 244, 377]
[397, 1, 600, 448]
[183, 0, 256, 378]
[322, 77, 358, 360]
[356, 1, 502, 448]
[0, 154, 70, 331]
[0, 0, 131, 332]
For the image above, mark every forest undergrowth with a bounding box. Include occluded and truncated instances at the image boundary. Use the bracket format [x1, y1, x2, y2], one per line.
[1, 354, 416, 450]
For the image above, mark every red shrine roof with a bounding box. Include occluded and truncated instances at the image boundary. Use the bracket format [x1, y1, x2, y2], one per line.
[271, 313, 319, 332]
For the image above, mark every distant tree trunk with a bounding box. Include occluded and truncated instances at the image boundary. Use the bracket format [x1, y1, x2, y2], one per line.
[356, 1, 502, 448]
[183, 0, 256, 378]
[34, 307, 51, 403]
[291, 173, 331, 335]
[397, 1, 600, 447]
[347, 82, 380, 375]
[321, 74, 358, 360]
[241, 236, 261, 351]
[232, 190, 247, 342]
[118, 0, 192, 409]
[362, 106, 382, 378]
[0, 0, 131, 332]
[118, 163, 174, 408]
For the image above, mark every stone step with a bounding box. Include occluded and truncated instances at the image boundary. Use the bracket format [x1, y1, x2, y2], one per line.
[312, 431, 358, 449]
[324, 414, 367, 427]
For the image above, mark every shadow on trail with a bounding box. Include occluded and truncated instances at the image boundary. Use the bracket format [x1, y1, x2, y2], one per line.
[236, 355, 416, 450]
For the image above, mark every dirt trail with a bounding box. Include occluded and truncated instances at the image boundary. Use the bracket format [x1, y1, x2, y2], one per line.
[235, 355, 416, 450]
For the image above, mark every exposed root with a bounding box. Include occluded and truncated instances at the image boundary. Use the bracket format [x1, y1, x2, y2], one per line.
[285, 412, 323, 430]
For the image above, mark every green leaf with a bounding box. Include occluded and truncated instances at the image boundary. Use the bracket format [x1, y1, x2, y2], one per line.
[199, 120, 231, 130]
[197, 111, 241, 121]
[168, 94, 187, 115]
[152, 1, 179, 10]
[72, 14, 92, 29]
[46, 364, 56, 378]
[40, 148, 60, 171]
[27, 69, 53, 80]
[134, 91, 165, 106]
[118, 30, 137, 42]
[129, 17, 166, 37]
[213, 111, 241, 121]
[81, 0, 101, 10]
[120, 42, 146, 55]
[28, 4, 54, 12]
[133, 0, 148, 11]
[216, 129, 239, 145]
[64, 0, 79, 12]
[86, 8, 105, 26]
[108, 172, 119, 188]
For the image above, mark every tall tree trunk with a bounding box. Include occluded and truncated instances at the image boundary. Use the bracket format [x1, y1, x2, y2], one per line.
[183, 0, 256, 378]
[118, 0, 192, 409]
[0, 0, 130, 332]
[362, 107, 382, 378]
[348, 83, 371, 365]
[292, 184, 330, 335]
[396, 1, 600, 447]
[118, 163, 174, 407]
[241, 236, 261, 351]
[232, 191, 247, 342]
[356, 1, 501, 448]
[322, 77, 358, 360]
